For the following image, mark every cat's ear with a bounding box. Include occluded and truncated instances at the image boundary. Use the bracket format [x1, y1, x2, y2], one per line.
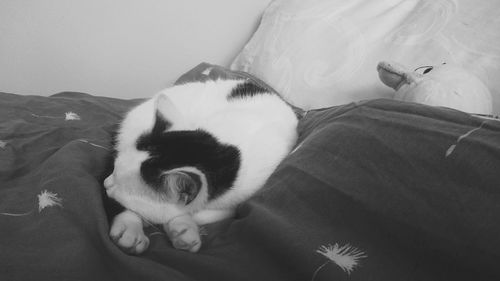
[152, 94, 184, 133]
[162, 170, 202, 205]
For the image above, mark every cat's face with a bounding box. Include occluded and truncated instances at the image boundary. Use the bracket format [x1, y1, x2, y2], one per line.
[104, 95, 211, 224]
[104, 157, 209, 224]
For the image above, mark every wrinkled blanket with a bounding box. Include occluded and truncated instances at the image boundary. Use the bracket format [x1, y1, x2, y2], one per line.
[1, 66, 500, 281]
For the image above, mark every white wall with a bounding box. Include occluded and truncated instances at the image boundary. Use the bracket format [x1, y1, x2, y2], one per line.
[0, 0, 271, 99]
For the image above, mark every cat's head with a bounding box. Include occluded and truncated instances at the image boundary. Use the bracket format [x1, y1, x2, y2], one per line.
[104, 94, 239, 223]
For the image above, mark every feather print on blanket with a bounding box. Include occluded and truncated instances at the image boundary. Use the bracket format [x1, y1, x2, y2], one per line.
[0, 190, 63, 216]
[311, 243, 368, 280]
[104, 79, 298, 253]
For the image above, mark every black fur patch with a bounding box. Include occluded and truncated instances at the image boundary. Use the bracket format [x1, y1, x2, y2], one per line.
[228, 81, 273, 100]
[136, 129, 240, 201]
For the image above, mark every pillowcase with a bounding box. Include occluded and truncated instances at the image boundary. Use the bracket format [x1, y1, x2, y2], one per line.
[231, 0, 500, 113]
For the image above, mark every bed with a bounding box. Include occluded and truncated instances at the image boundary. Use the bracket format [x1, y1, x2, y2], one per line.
[2, 0, 500, 280]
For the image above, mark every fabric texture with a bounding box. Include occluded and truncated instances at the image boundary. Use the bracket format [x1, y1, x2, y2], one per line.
[231, 0, 500, 114]
[1, 65, 500, 280]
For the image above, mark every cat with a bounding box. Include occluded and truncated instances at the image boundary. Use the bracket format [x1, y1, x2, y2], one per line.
[104, 78, 298, 253]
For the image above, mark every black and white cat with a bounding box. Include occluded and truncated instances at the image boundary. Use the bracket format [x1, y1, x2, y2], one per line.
[104, 78, 298, 253]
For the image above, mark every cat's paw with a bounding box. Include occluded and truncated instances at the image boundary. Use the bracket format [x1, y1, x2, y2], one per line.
[163, 215, 201, 253]
[110, 211, 150, 254]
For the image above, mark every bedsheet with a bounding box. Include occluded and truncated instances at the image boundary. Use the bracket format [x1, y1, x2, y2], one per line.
[1, 77, 500, 280]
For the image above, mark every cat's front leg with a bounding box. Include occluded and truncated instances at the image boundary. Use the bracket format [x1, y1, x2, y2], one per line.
[163, 214, 201, 253]
[192, 208, 235, 225]
[110, 210, 150, 254]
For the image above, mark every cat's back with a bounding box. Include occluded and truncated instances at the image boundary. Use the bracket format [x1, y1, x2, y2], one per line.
[164, 79, 290, 121]
[161, 79, 297, 145]
[118, 78, 297, 152]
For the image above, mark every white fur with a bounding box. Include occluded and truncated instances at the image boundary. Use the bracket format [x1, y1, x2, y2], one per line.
[106, 79, 298, 225]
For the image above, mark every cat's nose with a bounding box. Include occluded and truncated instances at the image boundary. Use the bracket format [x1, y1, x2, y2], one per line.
[104, 175, 114, 189]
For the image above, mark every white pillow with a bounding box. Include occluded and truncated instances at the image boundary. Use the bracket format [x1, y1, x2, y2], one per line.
[231, 0, 500, 113]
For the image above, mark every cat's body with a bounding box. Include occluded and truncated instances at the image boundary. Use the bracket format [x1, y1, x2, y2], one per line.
[104, 79, 298, 253]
